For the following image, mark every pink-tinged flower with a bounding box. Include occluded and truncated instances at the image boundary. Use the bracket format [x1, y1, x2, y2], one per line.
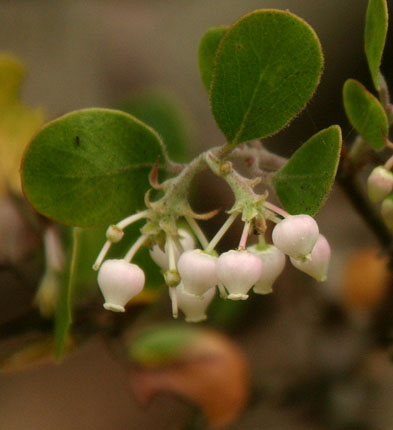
[150, 228, 195, 271]
[248, 244, 285, 294]
[272, 214, 319, 260]
[177, 249, 218, 296]
[290, 234, 330, 281]
[217, 250, 262, 300]
[98, 259, 145, 312]
[176, 282, 216, 322]
[367, 166, 393, 202]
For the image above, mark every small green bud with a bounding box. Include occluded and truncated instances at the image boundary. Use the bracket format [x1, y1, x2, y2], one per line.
[106, 225, 124, 243]
[164, 269, 181, 287]
[219, 161, 232, 175]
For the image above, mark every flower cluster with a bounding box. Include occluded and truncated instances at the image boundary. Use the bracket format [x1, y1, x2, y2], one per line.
[367, 165, 393, 228]
[93, 207, 331, 322]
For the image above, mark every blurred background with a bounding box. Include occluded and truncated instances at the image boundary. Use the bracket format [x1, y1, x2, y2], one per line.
[1, 0, 393, 429]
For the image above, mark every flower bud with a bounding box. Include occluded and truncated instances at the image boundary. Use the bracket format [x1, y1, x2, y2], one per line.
[150, 228, 195, 271]
[35, 269, 60, 318]
[97, 259, 145, 312]
[176, 282, 216, 323]
[164, 269, 181, 287]
[290, 234, 330, 281]
[272, 214, 319, 260]
[216, 250, 262, 300]
[248, 244, 285, 294]
[43, 226, 65, 272]
[381, 195, 393, 229]
[106, 224, 124, 243]
[177, 249, 218, 296]
[367, 166, 393, 202]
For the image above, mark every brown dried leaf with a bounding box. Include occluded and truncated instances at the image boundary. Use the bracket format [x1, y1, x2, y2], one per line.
[129, 327, 249, 428]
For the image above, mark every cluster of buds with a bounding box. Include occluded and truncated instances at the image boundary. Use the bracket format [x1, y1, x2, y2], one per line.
[92, 204, 331, 322]
[367, 165, 393, 228]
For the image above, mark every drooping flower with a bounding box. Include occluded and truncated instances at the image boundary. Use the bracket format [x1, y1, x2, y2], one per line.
[290, 234, 331, 281]
[216, 250, 262, 300]
[367, 166, 393, 202]
[272, 214, 319, 260]
[150, 228, 195, 271]
[98, 259, 145, 312]
[248, 244, 285, 294]
[176, 282, 216, 322]
[177, 249, 218, 296]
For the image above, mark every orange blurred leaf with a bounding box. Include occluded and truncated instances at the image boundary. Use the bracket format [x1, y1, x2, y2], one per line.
[129, 325, 249, 428]
[341, 248, 390, 312]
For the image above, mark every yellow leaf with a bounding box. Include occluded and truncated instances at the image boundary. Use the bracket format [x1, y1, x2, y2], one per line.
[0, 53, 44, 198]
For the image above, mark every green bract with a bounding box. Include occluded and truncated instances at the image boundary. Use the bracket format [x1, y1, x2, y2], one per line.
[343, 79, 388, 150]
[210, 9, 323, 145]
[198, 26, 228, 93]
[21, 108, 164, 227]
[365, 0, 388, 90]
[273, 126, 342, 215]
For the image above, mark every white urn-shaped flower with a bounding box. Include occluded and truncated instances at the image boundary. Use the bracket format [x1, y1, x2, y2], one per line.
[175, 282, 216, 323]
[177, 249, 218, 296]
[248, 244, 285, 294]
[97, 259, 145, 312]
[150, 228, 195, 272]
[290, 234, 331, 281]
[272, 214, 319, 260]
[216, 250, 262, 300]
[367, 166, 393, 202]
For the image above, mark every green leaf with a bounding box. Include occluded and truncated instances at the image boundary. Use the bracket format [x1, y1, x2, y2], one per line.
[343, 79, 388, 150]
[210, 10, 323, 145]
[198, 26, 228, 92]
[117, 90, 193, 162]
[129, 324, 199, 366]
[55, 227, 81, 359]
[273, 126, 342, 215]
[365, 0, 388, 90]
[21, 108, 164, 227]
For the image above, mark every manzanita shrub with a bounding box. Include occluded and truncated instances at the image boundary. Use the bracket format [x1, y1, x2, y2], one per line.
[18, 0, 391, 360]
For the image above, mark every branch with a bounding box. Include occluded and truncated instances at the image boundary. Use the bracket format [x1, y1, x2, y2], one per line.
[228, 141, 287, 172]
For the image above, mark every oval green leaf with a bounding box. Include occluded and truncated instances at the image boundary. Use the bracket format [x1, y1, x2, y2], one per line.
[273, 126, 342, 215]
[117, 90, 192, 162]
[198, 26, 228, 92]
[343, 79, 388, 150]
[210, 10, 323, 145]
[21, 108, 164, 227]
[365, 0, 388, 90]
